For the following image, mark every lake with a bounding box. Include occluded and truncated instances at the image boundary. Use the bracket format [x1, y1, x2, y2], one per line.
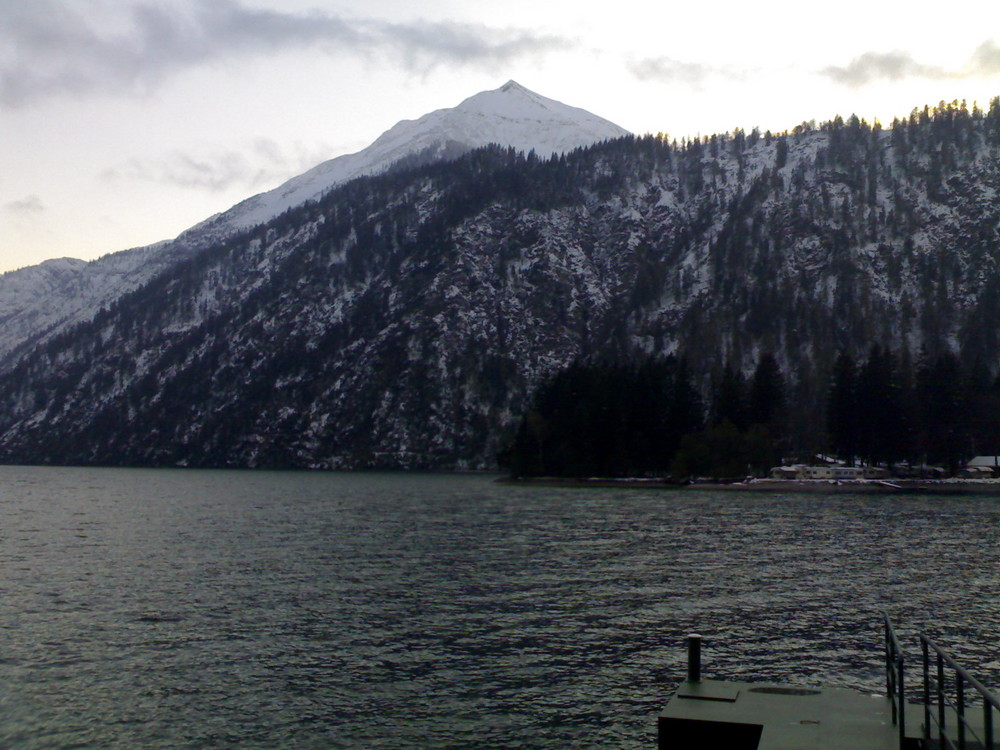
[2, 467, 998, 748]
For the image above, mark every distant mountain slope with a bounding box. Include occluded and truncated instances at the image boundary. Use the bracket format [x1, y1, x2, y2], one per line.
[0, 81, 629, 371]
[0, 244, 183, 371]
[2, 100, 1000, 469]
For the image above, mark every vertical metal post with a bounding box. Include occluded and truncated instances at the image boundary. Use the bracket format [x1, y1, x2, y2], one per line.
[898, 655, 906, 748]
[687, 634, 702, 683]
[885, 617, 892, 699]
[984, 702, 993, 750]
[957, 673, 966, 750]
[939, 654, 947, 741]
[923, 639, 932, 744]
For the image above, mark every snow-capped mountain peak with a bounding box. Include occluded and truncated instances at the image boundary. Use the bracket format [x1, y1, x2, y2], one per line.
[197, 80, 630, 234]
[0, 81, 630, 370]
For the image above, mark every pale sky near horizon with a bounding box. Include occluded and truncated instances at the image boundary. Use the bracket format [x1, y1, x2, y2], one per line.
[2, 0, 1000, 275]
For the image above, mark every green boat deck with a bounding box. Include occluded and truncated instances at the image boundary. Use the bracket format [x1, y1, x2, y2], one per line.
[658, 678, 925, 750]
[657, 621, 999, 750]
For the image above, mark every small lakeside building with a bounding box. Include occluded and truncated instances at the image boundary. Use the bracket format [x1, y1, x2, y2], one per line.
[768, 465, 890, 480]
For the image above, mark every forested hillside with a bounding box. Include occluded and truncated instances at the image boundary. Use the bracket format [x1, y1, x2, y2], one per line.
[1, 98, 1000, 469]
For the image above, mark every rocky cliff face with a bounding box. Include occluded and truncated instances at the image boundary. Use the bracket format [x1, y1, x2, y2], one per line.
[2, 101, 999, 468]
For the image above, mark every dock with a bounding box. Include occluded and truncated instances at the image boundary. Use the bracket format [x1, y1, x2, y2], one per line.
[657, 619, 999, 750]
[658, 678, 919, 749]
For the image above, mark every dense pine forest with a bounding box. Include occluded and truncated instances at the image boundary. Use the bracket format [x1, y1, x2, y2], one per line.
[503, 347, 1000, 478]
[2, 98, 1000, 470]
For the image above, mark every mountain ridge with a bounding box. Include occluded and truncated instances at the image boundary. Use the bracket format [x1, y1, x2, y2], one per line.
[0, 81, 629, 372]
[3, 100, 1000, 469]
[189, 79, 630, 237]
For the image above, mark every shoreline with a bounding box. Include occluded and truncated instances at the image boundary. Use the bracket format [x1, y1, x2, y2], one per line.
[499, 476, 1000, 495]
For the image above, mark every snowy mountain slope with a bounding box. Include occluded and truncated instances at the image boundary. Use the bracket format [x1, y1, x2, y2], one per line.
[0, 81, 629, 371]
[0, 242, 185, 368]
[4, 102, 1000, 470]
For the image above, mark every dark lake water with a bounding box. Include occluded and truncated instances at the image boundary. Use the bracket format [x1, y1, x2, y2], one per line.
[2, 467, 999, 748]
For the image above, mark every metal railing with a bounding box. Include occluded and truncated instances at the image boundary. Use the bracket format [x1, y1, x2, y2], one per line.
[885, 613, 907, 748]
[921, 634, 999, 750]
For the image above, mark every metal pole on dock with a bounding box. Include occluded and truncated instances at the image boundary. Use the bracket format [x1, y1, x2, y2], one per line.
[687, 634, 702, 683]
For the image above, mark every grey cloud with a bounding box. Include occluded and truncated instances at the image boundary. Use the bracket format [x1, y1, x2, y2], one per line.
[103, 139, 336, 192]
[627, 57, 744, 87]
[379, 19, 572, 69]
[971, 40, 1000, 74]
[821, 51, 950, 87]
[822, 41, 1000, 88]
[0, 0, 576, 108]
[4, 195, 46, 214]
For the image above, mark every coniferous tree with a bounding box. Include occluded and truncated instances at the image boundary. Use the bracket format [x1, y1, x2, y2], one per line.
[712, 363, 749, 430]
[827, 353, 859, 464]
[748, 352, 785, 429]
[916, 351, 970, 472]
[856, 346, 906, 466]
[668, 357, 706, 455]
[503, 355, 706, 478]
[967, 360, 1000, 456]
[967, 364, 1000, 458]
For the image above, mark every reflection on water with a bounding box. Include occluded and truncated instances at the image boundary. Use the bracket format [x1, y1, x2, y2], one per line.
[1, 467, 998, 748]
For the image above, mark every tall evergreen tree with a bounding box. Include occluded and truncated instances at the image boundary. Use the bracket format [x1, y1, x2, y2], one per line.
[966, 361, 1000, 458]
[668, 357, 705, 450]
[748, 352, 785, 429]
[916, 351, 970, 472]
[827, 353, 859, 464]
[503, 355, 706, 478]
[856, 346, 906, 466]
[712, 363, 749, 430]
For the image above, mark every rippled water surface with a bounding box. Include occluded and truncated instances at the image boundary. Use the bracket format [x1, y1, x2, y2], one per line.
[2, 467, 999, 748]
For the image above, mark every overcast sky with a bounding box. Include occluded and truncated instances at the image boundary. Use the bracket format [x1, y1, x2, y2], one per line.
[3, 0, 999, 274]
